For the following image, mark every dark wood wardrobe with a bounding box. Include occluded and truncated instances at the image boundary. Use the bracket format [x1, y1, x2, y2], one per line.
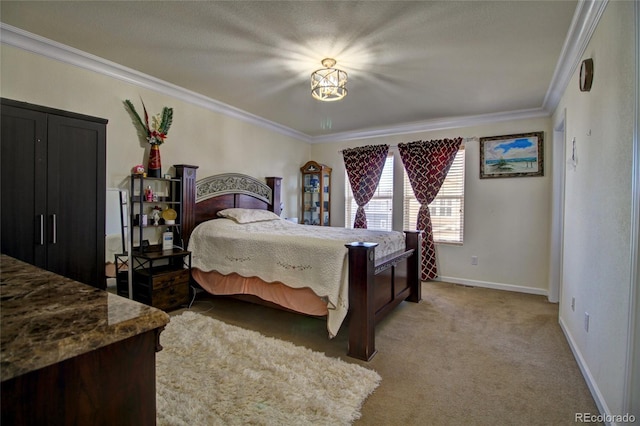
[1, 98, 107, 289]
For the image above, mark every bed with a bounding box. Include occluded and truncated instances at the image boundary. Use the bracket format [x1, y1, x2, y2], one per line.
[176, 167, 421, 360]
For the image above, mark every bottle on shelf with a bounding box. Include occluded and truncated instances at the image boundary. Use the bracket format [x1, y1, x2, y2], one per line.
[145, 185, 153, 202]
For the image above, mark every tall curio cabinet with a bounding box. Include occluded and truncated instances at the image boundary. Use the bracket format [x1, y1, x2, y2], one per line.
[301, 161, 331, 226]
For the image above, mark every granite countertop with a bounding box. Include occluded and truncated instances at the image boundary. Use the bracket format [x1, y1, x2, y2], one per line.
[0, 255, 170, 381]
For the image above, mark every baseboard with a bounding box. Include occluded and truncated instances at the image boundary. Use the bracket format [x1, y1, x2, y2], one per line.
[559, 317, 615, 424]
[434, 276, 548, 297]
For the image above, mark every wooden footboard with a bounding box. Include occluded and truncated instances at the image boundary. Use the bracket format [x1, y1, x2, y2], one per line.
[346, 231, 421, 361]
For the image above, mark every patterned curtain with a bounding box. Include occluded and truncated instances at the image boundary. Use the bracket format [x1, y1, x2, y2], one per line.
[399, 138, 462, 280]
[343, 144, 390, 228]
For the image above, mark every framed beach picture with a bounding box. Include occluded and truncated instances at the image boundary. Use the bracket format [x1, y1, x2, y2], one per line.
[479, 131, 544, 179]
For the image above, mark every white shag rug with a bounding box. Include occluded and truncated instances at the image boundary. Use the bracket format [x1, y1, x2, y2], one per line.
[156, 311, 381, 426]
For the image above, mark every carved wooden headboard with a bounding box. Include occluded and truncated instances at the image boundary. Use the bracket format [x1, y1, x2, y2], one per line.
[175, 165, 281, 248]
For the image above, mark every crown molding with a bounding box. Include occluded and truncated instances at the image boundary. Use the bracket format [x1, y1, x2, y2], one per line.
[0, 23, 312, 143]
[543, 0, 608, 112]
[2, 1, 601, 145]
[309, 108, 550, 143]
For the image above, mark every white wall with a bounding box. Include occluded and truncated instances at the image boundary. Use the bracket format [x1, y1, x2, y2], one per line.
[0, 45, 310, 222]
[311, 116, 552, 295]
[553, 0, 635, 416]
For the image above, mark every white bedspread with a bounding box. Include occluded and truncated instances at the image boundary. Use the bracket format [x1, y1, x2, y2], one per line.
[188, 218, 405, 337]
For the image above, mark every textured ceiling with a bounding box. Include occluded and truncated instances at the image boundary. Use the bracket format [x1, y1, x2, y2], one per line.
[1, 1, 577, 138]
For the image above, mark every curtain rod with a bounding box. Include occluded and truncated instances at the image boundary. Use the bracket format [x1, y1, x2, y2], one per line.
[338, 137, 478, 153]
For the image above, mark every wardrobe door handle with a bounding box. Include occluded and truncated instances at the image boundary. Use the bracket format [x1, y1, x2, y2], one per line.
[38, 215, 44, 245]
[51, 214, 57, 244]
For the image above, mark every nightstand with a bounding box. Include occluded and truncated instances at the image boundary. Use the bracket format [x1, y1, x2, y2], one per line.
[131, 247, 191, 311]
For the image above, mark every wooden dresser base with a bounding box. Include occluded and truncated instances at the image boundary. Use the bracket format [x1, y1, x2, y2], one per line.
[1, 330, 159, 425]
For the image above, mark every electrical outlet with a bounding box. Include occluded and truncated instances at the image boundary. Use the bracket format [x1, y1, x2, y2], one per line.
[571, 297, 575, 311]
[471, 255, 478, 266]
[584, 312, 590, 332]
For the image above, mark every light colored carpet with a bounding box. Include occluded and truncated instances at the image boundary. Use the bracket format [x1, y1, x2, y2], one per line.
[175, 282, 600, 425]
[156, 311, 381, 426]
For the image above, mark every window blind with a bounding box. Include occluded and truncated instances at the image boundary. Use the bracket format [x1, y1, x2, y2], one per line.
[402, 148, 465, 244]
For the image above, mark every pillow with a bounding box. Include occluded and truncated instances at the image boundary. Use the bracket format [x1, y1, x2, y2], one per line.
[217, 208, 281, 224]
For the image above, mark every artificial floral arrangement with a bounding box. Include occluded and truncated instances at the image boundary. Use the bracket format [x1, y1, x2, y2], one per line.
[124, 99, 173, 145]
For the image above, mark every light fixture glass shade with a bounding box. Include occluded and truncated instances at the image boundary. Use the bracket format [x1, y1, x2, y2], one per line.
[311, 58, 347, 102]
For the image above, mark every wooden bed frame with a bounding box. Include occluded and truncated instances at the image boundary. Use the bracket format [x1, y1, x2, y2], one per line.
[175, 165, 421, 361]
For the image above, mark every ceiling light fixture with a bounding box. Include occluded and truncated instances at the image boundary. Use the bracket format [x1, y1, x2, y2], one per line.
[311, 58, 348, 102]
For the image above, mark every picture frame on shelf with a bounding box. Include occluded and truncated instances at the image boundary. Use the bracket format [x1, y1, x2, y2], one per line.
[479, 131, 544, 179]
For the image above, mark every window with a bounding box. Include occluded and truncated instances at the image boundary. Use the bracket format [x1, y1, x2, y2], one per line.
[403, 148, 465, 244]
[345, 154, 394, 231]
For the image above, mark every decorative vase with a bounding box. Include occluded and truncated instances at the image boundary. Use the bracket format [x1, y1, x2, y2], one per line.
[148, 144, 162, 178]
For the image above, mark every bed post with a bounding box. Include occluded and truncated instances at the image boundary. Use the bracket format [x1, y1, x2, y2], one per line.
[265, 177, 282, 216]
[345, 242, 378, 361]
[404, 230, 422, 303]
[174, 164, 198, 248]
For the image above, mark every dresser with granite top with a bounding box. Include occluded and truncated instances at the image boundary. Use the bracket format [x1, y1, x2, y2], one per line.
[0, 254, 170, 425]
